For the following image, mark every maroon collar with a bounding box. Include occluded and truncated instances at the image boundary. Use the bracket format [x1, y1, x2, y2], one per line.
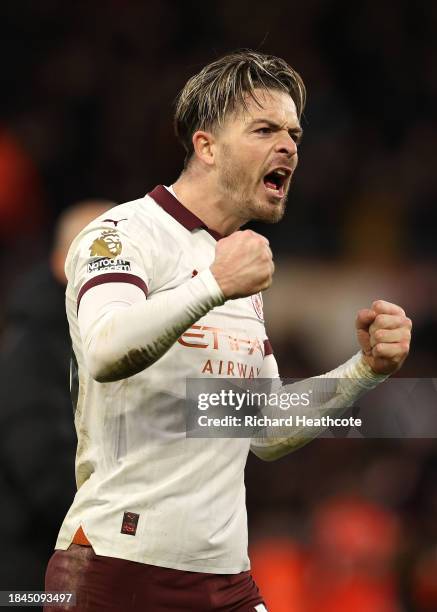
[148, 185, 223, 241]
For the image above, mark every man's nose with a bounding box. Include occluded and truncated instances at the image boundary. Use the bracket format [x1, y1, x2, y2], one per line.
[275, 133, 297, 157]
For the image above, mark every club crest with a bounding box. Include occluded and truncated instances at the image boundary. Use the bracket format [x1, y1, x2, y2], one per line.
[251, 293, 264, 320]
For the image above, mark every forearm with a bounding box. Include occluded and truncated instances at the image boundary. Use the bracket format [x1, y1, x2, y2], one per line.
[80, 269, 224, 382]
[250, 352, 387, 461]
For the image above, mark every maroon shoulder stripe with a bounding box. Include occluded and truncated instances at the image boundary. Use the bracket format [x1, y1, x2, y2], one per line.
[77, 273, 148, 311]
[263, 338, 273, 357]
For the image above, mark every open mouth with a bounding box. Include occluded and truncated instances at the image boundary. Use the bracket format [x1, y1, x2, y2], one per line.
[263, 168, 290, 198]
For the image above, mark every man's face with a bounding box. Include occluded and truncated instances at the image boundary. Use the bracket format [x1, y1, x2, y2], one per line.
[213, 88, 302, 224]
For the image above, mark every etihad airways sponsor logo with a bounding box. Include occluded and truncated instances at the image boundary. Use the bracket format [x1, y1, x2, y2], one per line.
[178, 324, 263, 356]
[200, 359, 261, 378]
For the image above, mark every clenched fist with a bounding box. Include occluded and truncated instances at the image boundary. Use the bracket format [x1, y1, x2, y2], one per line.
[356, 300, 412, 375]
[210, 230, 274, 299]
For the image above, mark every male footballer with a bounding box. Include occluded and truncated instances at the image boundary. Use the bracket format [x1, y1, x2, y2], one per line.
[45, 50, 411, 611]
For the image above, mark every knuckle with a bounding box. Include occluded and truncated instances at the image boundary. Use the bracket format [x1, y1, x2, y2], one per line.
[375, 314, 385, 327]
[374, 343, 384, 356]
[401, 341, 410, 353]
[374, 329, 385, 342]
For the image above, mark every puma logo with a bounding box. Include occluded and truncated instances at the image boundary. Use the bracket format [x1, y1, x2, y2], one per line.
[103, 218, 128, 227]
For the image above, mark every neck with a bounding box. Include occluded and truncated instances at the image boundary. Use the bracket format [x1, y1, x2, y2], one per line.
[172, 167, 245, 236]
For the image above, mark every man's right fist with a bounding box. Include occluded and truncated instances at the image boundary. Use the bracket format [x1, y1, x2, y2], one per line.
[210, 230, 274, 299]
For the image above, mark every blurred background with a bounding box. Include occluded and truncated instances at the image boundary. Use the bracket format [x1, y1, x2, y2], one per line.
[0, 1, 435, 610]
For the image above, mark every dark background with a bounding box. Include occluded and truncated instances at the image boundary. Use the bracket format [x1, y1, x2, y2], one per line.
[0, 2, 436, 610]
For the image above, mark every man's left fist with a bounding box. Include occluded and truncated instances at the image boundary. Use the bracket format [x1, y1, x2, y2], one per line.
[355, 300, 412, 375]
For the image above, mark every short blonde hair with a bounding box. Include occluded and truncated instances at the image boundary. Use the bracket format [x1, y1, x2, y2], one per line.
[174, 49, 306, 166]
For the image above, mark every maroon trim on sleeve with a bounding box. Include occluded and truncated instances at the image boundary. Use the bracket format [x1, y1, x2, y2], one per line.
[77, 273, 148, 312]
[149, 185, 223, 241]
[263, 338, 273, 357]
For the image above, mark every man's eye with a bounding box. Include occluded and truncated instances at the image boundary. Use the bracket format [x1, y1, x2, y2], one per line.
[256, 128, 272, 134]
[290, 132, 303, 144]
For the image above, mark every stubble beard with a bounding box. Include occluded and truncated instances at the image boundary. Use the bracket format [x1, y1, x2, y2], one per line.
[217, 148, 287, 225]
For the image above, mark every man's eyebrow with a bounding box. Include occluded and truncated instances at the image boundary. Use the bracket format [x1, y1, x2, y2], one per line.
[248, 118, 303, 137]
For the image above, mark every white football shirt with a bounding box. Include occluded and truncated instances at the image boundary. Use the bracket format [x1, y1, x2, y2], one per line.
[56, 185, 274, 573]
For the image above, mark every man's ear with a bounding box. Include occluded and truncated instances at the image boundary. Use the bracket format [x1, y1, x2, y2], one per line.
[192, 130, 216, 166]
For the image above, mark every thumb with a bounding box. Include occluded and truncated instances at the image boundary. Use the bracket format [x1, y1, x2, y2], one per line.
[355, 309, 376, 355]
[356, 308, 376, 331]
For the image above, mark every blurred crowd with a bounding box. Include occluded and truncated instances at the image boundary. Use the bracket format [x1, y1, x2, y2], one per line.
[0, 1, 436, 610]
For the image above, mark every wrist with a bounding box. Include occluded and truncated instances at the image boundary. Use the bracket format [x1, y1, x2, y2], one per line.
[359, 352, 390, 381]
[198, 268, 225, 304]
[209, 264, 231, 299]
